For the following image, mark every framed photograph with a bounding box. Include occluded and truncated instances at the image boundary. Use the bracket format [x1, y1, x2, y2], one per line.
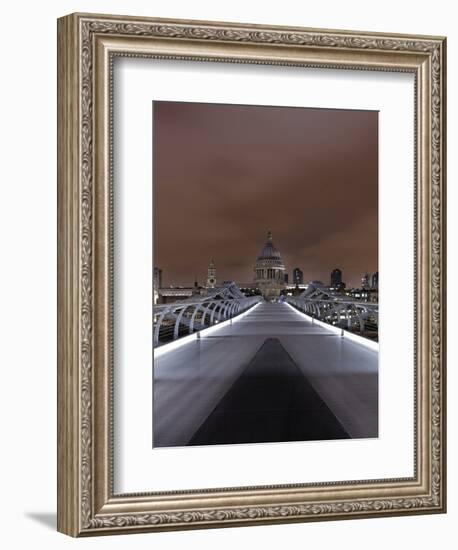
[57, 13, 446, 536]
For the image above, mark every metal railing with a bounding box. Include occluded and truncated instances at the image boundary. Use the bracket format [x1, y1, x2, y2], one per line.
[153, 283, 261, 347]
[285, 284, 378, 339]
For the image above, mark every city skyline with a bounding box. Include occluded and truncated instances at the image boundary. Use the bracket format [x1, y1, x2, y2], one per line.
[154, 101, 378, 288]
[155, 259, 378, 290]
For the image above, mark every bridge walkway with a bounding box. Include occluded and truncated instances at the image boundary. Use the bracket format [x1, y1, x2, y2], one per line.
[153, 301, 378, 447]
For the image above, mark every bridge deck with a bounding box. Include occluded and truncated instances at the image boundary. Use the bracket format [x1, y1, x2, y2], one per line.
[153, 301, 378, 447]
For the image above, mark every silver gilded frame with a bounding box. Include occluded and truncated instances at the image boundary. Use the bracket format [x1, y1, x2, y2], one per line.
[57, 13, 446, 537]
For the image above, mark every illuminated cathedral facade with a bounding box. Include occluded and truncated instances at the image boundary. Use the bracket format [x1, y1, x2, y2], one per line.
[253, 230, 286, 299]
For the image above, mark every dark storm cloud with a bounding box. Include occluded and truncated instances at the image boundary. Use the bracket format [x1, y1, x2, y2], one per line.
[153, 101, 378, 288]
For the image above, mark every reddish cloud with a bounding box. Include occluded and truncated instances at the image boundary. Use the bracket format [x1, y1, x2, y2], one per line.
[154, 101, 378, 288]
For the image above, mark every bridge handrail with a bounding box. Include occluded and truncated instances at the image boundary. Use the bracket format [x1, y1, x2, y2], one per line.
[287, 297, 378, 309]
[153, 294, 261, 346]
[285, 294, 378, 335]
[153, 299, 228, 314]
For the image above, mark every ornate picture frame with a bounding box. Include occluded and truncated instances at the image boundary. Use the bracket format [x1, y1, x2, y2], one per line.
[57, 12, 446, 536]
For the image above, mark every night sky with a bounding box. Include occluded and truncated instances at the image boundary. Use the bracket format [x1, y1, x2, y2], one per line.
[153, 101, 378, 289]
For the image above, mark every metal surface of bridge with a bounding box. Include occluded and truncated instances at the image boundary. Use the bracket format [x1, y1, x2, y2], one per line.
[154, 283, 261, 346]
[153, 300, 378, 448]
[286, 282, 378, 338]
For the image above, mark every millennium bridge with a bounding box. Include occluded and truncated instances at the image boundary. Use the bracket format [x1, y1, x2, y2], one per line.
[153, 283, 378, 448]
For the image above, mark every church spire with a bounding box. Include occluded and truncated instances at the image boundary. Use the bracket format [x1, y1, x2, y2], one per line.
[267, 230, 273, 243]
[206, 259, 216, 289]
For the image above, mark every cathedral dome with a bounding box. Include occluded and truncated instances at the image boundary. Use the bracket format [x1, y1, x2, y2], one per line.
[256, 231, 283, 263]
[257, 243, 281, 260]
[253, 231, 286, 298]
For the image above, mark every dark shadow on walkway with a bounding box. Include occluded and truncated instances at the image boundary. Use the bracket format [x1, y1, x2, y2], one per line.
[188, 338, 350, 446]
